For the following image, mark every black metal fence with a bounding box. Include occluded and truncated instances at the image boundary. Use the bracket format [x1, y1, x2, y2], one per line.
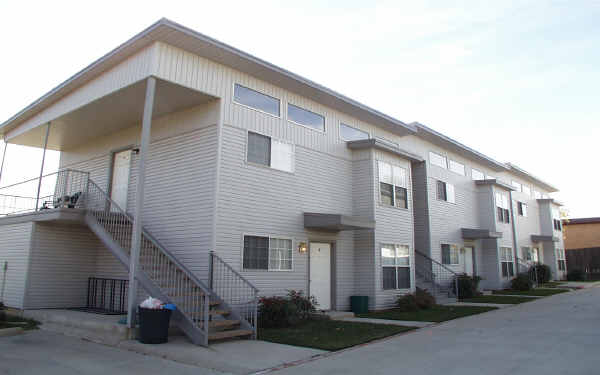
[566, 247, 600, 280]
[86, 277, 128, 314]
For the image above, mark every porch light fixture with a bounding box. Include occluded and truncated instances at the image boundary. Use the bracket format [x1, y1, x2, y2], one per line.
[298, 242, 308, 253]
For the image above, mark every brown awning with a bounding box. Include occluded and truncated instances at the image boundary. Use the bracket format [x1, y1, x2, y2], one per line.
[304, 213, 375, 232]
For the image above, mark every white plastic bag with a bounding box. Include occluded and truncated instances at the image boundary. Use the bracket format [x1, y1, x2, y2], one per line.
[140, 296, 163, 309]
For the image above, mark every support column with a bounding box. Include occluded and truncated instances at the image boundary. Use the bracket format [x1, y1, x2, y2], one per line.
[127, 77, 156, 328]
[0, 138, 8, 186]
[35, 123, 51, 210]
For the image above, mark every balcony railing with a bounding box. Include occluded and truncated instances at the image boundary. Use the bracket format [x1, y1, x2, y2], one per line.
[0, 169, 90, 216]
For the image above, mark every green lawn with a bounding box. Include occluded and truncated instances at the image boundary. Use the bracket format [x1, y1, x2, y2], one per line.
[492, 288, 570, 296]
[0, 314, 39, 330]
[460, 295, 538, 304]
[259, 319, 414, 351]
[357, 305, 497, 322]
[539, 282, 565, 288]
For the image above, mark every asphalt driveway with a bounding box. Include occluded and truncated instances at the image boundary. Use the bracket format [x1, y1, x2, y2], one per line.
[273, 286, 600, 375]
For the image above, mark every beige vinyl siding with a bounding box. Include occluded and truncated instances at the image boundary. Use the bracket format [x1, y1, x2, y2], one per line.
[26, 223, 98, 309]
[0, 222, 33, 308]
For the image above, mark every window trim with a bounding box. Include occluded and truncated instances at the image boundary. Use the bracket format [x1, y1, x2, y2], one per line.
[245, 131, 295, 174]
[339, 122, 370, 142]
[471, 168, 485, 181]
[381, 244, 412, 290]
[448, 159, 466, 176]
[377, 161, 409, 210]
[441, 244, 460, 265]
[500, 247, 515, 278]
[286, 102, 326, 133]
[517, 202, 527, 217]
[241, 233, 295, 272]
[511, 180, 522, 192]
[429, 151, 447, 169]
[232, 83, 281, 118]
[436, 180, 456, 204]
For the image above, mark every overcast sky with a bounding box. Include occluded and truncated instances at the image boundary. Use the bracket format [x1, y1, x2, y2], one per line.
[0, 1, 598, 217]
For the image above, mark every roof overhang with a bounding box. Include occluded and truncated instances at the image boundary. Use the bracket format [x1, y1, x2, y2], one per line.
[505, 163, 558, 193]
[475, 179, 516, 191]
[462, 228, 503, 240]
[531, 235, 560, 243]
[537, 198, 563, 207]
[563, 217, 600, 225]
[1, 18, 416, 141]
[304, 213, 375, 232]
[346, 139, 424, 162]
[411, 122, 508, 172]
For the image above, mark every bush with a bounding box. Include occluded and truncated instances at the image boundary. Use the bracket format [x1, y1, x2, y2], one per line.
[396, 294, 419, 312]
[415, 288, 436, 309]
[0, 302, 5, 322]
[511, 273, 533, 291]
[456, 274, 482, 299]
[258, 290, 318, 328]
[530, 264, 552, 284]
[567, 269, 585, 281]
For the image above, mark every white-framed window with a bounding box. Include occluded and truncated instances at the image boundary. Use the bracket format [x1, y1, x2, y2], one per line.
[500, 247, 514, 278]
[429, 151, 447, 169]
[511, 181, 522, 192]
[534, 190, 542, 199]
[557, 248, 566, 271]
[522, 185, 531, 196]
[522, 246, 532, 261]
[449, 160, 465, 176]
[340, 123, 369, 141]
[471, 168, 485, 180]
[378, 161, 408, 209]
[496, 192, 510, 223]
[552, 208, 562, 231]
[243, 235, 293, 271]
[441, 244, 459, 265]
[436, 180, 455, 203]
[517, 202, 528, 217]
[287, 103, 325, 132]
[486, 175, 496, 180]
[381, 244, 411, 289]
[233, 84, 280, 117]
[247, 131, 294, 173]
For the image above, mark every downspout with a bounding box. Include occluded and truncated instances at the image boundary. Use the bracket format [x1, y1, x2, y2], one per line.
[508, 190, 519, 276]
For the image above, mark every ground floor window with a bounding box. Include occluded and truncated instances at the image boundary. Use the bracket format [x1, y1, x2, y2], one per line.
[243, 235, 293, 271]
[441, 244, 459, 265]
[557, 248, 566, 271]
[500, 247, 514, 277]
[382, 244, 411, 289]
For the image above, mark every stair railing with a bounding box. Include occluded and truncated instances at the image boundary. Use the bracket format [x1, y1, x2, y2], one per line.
[209, 251, 259, 338]
[415, 249, 459, 298]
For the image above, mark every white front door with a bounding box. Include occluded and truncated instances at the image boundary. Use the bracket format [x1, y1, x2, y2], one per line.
[462, 246, 474, 276]
[110, 150, 131, 210]
[310, 242, 331, 310]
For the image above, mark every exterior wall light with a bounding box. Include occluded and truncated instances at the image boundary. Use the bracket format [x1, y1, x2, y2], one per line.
[298, 242, 308, 253]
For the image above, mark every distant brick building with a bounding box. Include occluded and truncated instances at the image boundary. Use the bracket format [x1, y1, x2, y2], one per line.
[563, 217, 600, 277]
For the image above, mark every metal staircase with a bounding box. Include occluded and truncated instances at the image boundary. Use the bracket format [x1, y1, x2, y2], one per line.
[414, 249, 458, 304]
[83, 179, 257, 346]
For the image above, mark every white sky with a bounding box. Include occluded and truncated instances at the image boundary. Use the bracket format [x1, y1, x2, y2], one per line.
[0, 1, 598, 218]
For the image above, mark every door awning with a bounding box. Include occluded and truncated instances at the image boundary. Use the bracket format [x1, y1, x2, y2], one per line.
[531, 235, 560, 243]
[304, 213, 375, 232]
[461, 228, 503, 240]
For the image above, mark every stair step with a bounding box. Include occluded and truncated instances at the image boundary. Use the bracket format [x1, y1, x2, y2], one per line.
[201, 319, 240, 329]
[208, 329, 253, 341]
[184, 309, 230, 317]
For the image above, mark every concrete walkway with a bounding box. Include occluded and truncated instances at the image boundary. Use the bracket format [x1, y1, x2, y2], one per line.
[270, 287, 600, 375]
[342, 317, 434, 328]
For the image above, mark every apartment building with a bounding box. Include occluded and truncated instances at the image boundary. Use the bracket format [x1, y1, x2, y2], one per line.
[0, 19, 565, 346]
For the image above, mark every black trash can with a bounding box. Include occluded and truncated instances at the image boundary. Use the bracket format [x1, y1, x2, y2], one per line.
[138, 307, 172, 344]
[350, 296, 369, 314]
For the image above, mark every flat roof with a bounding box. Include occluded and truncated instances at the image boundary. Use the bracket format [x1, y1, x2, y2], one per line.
[563, 217, 600, 225]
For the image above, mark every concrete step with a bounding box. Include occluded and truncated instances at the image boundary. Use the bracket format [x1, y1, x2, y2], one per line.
[208, 329, 253, 341]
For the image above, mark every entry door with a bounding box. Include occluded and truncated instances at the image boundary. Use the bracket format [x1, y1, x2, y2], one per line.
[532, 248, 539, 263]
[110, 150, 131, 210]
[462, 246, 474, 276]
[310, 243, 331, 310]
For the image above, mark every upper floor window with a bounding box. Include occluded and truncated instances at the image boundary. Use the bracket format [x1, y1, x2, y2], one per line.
[534, 190, 542, 199]
[553, 219, 562, 231]
[522, 185, 531, 196]
[340, 123, 369, 142]
[517, 202, 528, 217]
[486, 175, 496, 180]
[511, 181, 522, 192]
[436, 180, 455, 203]
[496, 192, 510, 224]
[381, 244, 411, 289]
[234, 84, 280, 117]
[287, 103, 325, 132]
[378, 161, 408, 209]
[449, 160, 465, 176]
[471, 168, 485, 180]
[243, 235, 292, 271]
[441, 244, 459, 265]
[500, 247, 514, 277]
[247, 132, 294, 172]
[429, 151, 447, 169]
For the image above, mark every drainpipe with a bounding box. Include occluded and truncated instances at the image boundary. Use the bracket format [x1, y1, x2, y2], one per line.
[508, 190, 519, 276]
[35, 123, 51, 211]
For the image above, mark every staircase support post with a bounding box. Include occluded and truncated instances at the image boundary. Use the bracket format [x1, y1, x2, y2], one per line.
[127, 77, 156, 328]
[35, 122, 51, 211]
[0, 138, 7, 186]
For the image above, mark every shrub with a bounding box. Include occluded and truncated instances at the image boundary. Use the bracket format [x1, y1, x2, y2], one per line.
[456, 274, 482, 299]
[511, 273, 533, 291]
[0, 302, 5, 322]
[414, 288, 436, 309]
[530, 264, 552, 284]
[567, 269, 585, 281]
[396, 294, 419, 312]
[258, 290, 318, 328]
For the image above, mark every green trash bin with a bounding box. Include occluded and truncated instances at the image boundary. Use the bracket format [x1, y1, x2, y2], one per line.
[350, 296, 369, 314]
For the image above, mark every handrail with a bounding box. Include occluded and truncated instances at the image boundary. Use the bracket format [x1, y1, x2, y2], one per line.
[415, 249, 458, 275]
[0, 169, 89, 190]
[210, 251, 258, 293]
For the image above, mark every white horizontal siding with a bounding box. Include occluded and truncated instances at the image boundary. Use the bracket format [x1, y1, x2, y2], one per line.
[0, 222, 33, 308]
